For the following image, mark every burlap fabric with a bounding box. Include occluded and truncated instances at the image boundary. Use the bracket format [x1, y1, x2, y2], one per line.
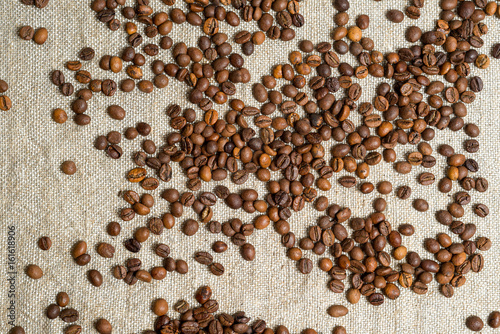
[0, 0, 498, 333]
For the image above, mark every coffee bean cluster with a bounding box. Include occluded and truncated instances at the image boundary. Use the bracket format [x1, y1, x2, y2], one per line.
[90, 0, 304, 53]
[51, 0, 308, 128]
[145, 286, 337, 334]
[45, 0, 493, 304]
[17, 0, 497, 331]
[0, 79, 12, 111]
[42, 291, 112, 334]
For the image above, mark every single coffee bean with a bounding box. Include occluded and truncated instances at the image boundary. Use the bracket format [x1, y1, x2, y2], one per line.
[241, 243, 255, 261]
[155, 244, 170, 258]
[60, 308, 79, 323]
[9, 327, 25, 334]
[387, 9, 404, 22]
[33, 27, 48, 44]
[88, 269, 103, 287]
[0, 95, 12, 111]
[396, 186, 411, 199]
[46, 304, 60, 319]
[466, 316, 484, 331]
[64, 325, 82, 334]
[298, 258, 313, 274]
[488, 311, 500, 328]
[38, 236, 52, 250]
[194, 251, 213, 265]
[97, 242, 115, 258]
[124, 238, 141, 252]
[52, 108, 68, 123]
[209, 262, 224, 275]
[26, 264, 43, 279]
[19, 26, 35, 40]
[474, 203, 489, 217]
[56, 291, 69, 307]
[327, 305, 348, 317]
[95, 319, 112, 334]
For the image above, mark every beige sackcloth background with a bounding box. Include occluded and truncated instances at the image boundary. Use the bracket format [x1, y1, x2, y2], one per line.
[0, 0, 499, 333]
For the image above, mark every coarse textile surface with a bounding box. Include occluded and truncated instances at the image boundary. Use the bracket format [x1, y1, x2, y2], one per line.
[0, 0, 499, 333]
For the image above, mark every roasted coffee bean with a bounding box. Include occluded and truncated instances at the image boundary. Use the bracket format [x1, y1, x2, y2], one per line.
[60, 308, 79, 323]
[327, 305, 348, 317]
[466, 316, 484, 331]
[298, 258, 313, 274]
[489, 311, 500, 329]
[38, 236, 52, 250]
[194, 251, 213, 265]
[88, 269, 103, 287]
[124, 238, 141, 253]
[209, 262, 224, 276]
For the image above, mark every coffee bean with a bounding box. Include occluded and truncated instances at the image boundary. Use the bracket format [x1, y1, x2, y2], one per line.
[34, 0, 49, 8]
[97, 242, 115, 258]
[26, 264, 43, 279]
[64, 325, 82, 334]
[194, 251, 213, 265]
[9, 327, 25, 334]
[466, 316, 484, 331]
[60, 308, 79, 323]
[19, 26, 35, 40]
[338, 176, 356, 188]
[209, 262, 224, 276]
[241, 243, 255, 261]
[183, 219, 199, 236]
[88, 269, 103, 287]
[33, 28, 48, 44]
[46, 304, 60, 319]
[396, 186, 411, 199]
[124, 238, 141, 253]
[387, 9, 404, 22]
[298, 258, 313, 274]
[38, 236, 52, 250]
[488, 311, 500, 328]
[0, 96, 12, 111]
[95, 319, 112, 334]
[55, 291, 69, 307]
[474, 203, 489, 217]
[155, 244, 170, 258]
[327, 305, 348, 317]
[413, 198, 429, 212]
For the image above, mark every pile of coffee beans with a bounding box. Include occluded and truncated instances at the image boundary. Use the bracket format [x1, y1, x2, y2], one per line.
[144, 285, 331, 334]
[12, 0, 499, 332]
[41, 0, 494, 307]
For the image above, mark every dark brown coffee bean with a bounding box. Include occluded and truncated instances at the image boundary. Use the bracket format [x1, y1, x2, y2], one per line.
[488, 311, 500, 329]
[60, 308, 79, 323]
[298, 258, 313, 274]
[79, 47, 95, 61]
[209, 262, 224, 276]
[97, 242, 115, 258]
[124, 238, 141, 252]
[466, 316, 484, 331]
[46, 304, 60, 319]
[474, 204, 489, 217]
[88, 269, 103, 287]
[38, 236, 52, 250]
[194, 251, 213, 265]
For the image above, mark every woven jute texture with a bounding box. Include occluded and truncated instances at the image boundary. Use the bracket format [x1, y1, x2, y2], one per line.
[0, 0, 499, 333]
